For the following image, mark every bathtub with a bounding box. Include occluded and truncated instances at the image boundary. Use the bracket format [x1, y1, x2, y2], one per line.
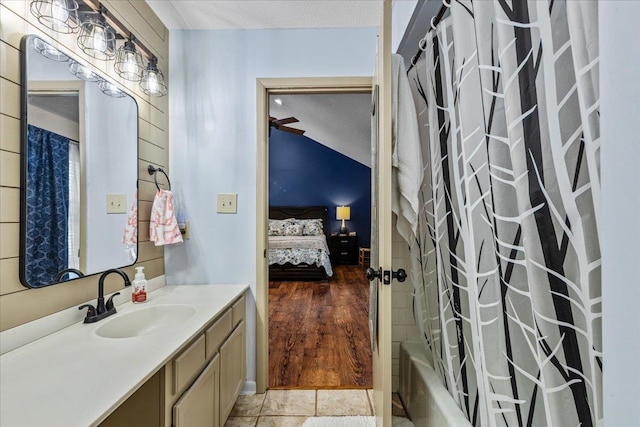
[399, 341, 471, 427]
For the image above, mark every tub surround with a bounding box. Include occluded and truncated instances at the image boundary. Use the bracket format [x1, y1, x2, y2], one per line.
[399, 341, 470, 427]
[0, 283, 248, 427]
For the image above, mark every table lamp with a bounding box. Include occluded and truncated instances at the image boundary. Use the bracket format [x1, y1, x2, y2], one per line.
[336, 206, 351, 235]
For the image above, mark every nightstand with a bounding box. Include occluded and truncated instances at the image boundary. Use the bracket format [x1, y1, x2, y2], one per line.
[329, 235, 358, 265]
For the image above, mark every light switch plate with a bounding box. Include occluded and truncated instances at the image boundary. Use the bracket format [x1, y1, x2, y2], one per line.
[217, 193, 237, 214]
[106, 194, 127, 214]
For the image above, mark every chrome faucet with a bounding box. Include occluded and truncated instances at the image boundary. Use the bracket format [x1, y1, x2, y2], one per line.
[79, 269, 131, 324]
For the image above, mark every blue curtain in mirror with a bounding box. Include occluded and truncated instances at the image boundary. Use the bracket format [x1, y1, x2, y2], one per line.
[26, 124, 70, 287]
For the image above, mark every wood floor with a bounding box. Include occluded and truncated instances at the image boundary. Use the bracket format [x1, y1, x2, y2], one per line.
[268, 265, 372, 389]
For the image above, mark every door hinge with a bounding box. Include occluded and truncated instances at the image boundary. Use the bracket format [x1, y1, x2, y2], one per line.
[264, 249, 267, 258]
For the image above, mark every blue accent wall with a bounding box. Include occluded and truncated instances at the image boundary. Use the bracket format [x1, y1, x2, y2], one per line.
[269, 128, 371, 247]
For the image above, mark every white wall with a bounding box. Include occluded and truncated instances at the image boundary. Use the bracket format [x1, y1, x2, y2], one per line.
[600, 2, 640, 425]
[28, 105, 79, 141]
[84, 84, 138, 272]
[392, 0, 419, 53]
[167, 27, 378, 384]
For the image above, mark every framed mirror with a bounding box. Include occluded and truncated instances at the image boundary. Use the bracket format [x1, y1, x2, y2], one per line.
[19, 35, 139, 288]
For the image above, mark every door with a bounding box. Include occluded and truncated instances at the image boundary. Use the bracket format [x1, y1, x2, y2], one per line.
[370, 1, 393, 425]
[173, 355, 219, 427]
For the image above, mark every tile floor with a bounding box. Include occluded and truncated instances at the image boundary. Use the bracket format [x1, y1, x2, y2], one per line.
[225, 389, 408, 427]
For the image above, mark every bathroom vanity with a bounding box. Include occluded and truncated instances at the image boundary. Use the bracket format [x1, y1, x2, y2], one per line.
[0, 284, 248, 427]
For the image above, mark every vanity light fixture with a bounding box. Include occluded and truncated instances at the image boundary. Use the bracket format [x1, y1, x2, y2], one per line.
[114, 35, 145, 82]
[32, 37, 69, 62]
[98, 79, 126, 98]
[30, 0, 79, 34]
[69, 59, 100, 82]
[274, 98, 283, 105]
[77, 6, 116, 60]
[140, 56, 167, 97]
[30, 0, 168, 96]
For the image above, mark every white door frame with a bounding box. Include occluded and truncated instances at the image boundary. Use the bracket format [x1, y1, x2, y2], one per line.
[255, 77, 373, 393]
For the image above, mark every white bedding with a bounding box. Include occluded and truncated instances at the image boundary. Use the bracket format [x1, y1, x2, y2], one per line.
[268, 235, 333, 277]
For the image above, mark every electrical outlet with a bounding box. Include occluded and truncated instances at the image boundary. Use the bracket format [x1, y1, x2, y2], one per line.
[179, 220, 190, 240]
[106, 194, 127, 214]
[217, 193, 238, 214]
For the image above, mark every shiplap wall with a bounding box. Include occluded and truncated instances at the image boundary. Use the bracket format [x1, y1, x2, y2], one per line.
[0, 0, 169, 331]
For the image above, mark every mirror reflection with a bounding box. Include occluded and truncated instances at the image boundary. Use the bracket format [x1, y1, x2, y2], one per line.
[20, 35, 138, 288]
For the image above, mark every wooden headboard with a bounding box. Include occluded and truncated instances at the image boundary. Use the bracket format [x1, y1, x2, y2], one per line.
[269, 206, 330, 237]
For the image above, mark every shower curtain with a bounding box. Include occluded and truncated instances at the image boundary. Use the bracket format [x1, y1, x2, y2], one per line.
[25, 125, 71, 287]
[404, 1, 601, 426]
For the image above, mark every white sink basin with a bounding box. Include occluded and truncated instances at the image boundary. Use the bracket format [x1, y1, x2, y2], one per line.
[95, 304, 196, 339]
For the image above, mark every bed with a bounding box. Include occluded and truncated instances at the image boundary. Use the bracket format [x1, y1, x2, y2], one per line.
[268, 206, 333, 281]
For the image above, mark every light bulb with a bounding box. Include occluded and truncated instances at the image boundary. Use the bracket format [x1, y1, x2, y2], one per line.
[91, 25, 107, 52]
[51, 0, 69, 23]
[46, 45, 61, 56]
[147, 72, 159, 93]
[123, 53, 137, 79]
[104, 82, 118, 92]
[79, 66, 93, 79]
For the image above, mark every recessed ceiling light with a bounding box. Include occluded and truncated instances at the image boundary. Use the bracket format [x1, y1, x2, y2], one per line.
[274, 98, 283, 105]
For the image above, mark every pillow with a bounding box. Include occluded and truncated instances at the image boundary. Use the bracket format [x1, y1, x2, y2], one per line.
[283, 221, 304, 236]
[301, 219, 324, 236]
[268, 219, 287, 236]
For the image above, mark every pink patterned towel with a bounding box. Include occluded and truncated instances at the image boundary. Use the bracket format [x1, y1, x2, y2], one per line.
[150, 189, 183, 246]
[122, 191, 138, 245]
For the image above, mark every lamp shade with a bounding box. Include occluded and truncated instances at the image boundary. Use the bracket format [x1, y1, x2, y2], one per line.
[336, 206, 351, 221]
[30, 0, 79, 34]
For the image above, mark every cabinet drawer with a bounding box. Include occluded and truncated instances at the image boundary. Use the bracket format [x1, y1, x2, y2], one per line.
[232, 294, 246, 327]
[173, 335, 206, 395]
[206, 309, 232, 360]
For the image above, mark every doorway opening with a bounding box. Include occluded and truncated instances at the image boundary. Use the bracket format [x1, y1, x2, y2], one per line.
[256, 77, 373, 393]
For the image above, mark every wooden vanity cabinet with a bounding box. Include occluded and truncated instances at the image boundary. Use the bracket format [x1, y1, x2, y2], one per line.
[99, 293, 246, 427]
[163, 293, 247, 427]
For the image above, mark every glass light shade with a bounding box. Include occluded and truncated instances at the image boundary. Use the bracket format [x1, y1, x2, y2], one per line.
[140, 58, 167, 97]
[69, 60, 100, 82]
[98, 80, 126, 98]
[77, 16, 116, 60]
[32, 37, 69, 62]
[30, 0, 79, 34]
[114, 40, 145, 82]
[336, 206, 351, 221]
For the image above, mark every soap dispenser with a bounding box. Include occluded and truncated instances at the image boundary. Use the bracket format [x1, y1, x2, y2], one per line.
[132, 266, 148, 303]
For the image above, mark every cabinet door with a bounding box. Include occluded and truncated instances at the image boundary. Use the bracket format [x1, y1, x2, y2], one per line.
[173, 354, 220, 427]
[219, 321, 246, 425]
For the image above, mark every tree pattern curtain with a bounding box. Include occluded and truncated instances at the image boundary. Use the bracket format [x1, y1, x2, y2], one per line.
[26, 124, 70, 287]
[404, 1, 601, 426]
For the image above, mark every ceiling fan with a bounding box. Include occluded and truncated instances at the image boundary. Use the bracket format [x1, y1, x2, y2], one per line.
[269, 116, 305, 136]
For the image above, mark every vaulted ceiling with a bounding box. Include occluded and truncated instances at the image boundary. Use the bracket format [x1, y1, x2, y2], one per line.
[269, 93, 372, 167]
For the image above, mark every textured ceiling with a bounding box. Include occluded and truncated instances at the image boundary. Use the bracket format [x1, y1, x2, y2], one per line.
[29, 94, 79, 124]
[146, 0, 382, 30]
[145, 1, 377, 166]
[269, 93, 372, 167]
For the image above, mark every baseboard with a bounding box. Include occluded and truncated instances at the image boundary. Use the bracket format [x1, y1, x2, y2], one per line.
[241, 381, 257, 395]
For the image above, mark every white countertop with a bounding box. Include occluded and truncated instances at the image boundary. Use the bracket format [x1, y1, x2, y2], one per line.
[0, 284, 248, 427]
